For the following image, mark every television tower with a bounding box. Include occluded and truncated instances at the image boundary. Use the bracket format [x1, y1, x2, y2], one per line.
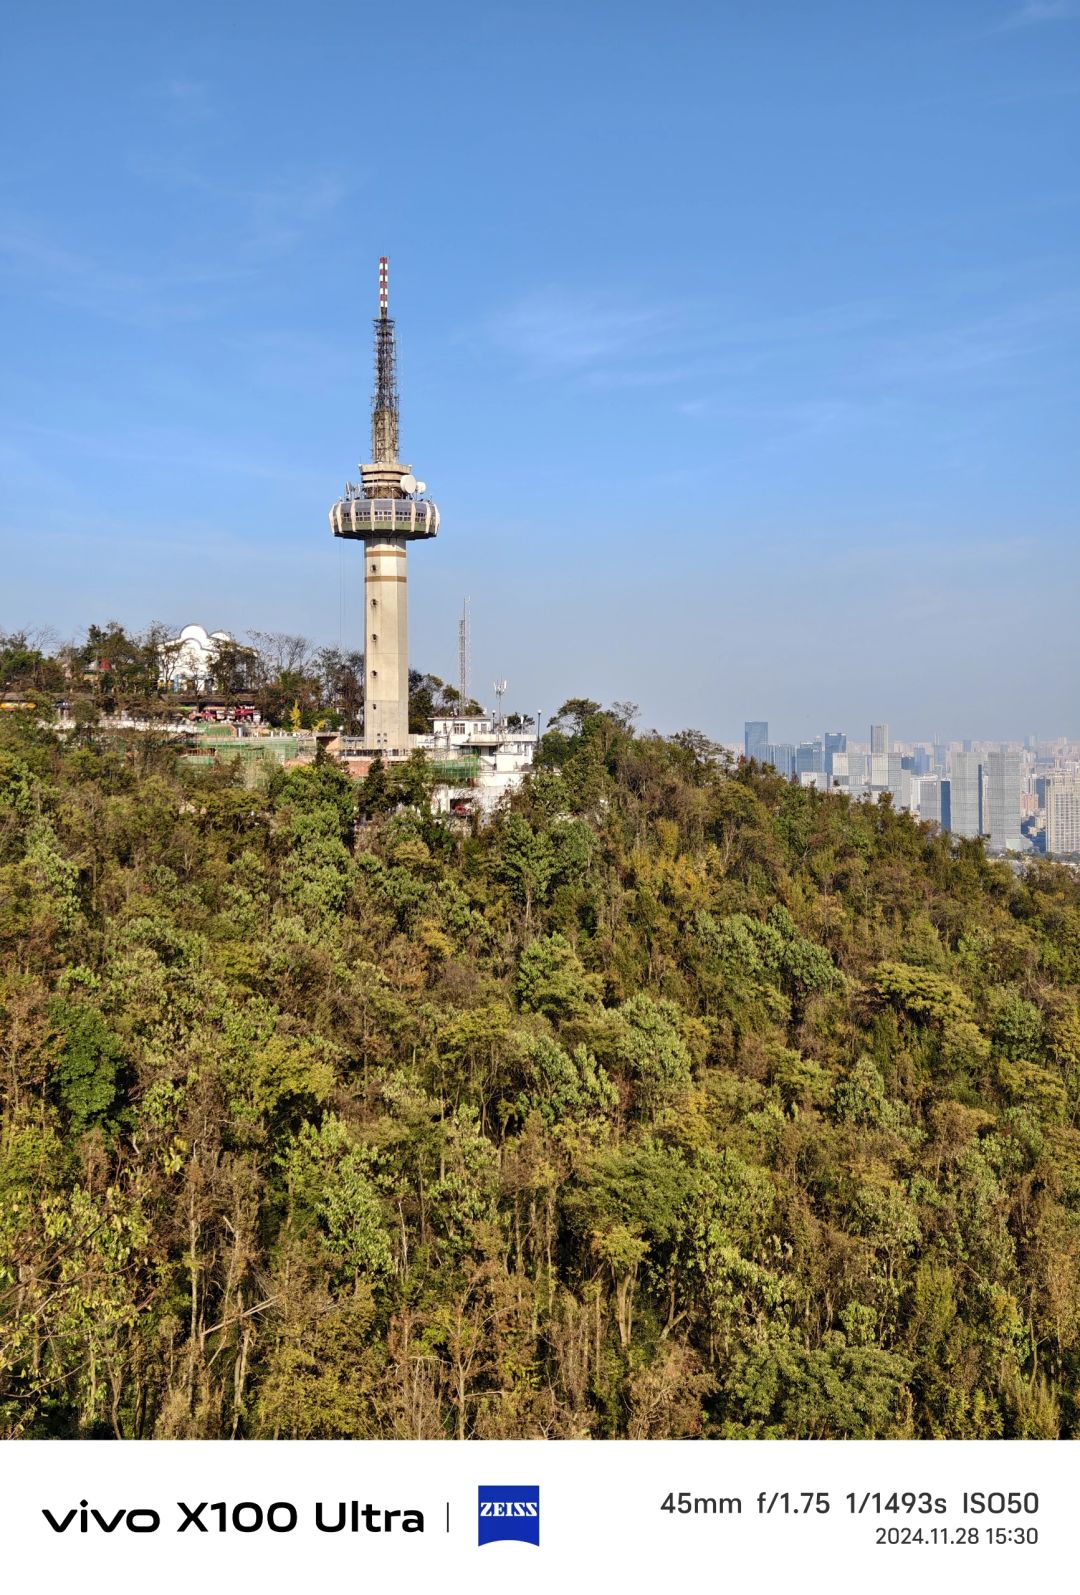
[329, 258, 440, 751]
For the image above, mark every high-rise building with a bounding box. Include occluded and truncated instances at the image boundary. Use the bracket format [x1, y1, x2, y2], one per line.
[833, 750, 866, 790]
[920, 776, 951, 830]
[949, 752, 983, 838]
[329, 258, 440, 751]
[744, 721, 769, 761]
[823, 731, 846, 776]
[868, 724, 890, 788]
[796, 739, 824, 775]
[762, 742, 795, 778]
[985, 750, 1023, 852]
[1046, 773, 1080, 857]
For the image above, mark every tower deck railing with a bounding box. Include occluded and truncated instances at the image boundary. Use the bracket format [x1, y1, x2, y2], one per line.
[330, 496, 439, 540]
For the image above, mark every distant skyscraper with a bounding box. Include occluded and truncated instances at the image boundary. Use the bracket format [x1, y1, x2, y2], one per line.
[868, 723, 891, 788]
[796, 739, 824, 774]
[986, 750, 1023, 851]
[920, 776, 950, 829]
[763, 742, 795, 778]
[744, 721, 768, 762]
[949, 752, 983, 838]
[1045, 774, 1080, 857]
[835, 749, 867, 790]
[823, 731, 846, 777]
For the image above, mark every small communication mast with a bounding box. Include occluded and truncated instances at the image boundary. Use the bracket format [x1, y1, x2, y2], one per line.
[459, 597, 471, 714]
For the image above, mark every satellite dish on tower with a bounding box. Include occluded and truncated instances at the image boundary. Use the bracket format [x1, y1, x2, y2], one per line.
[399, 472, 418, 494]
[414, 481, 426, 494]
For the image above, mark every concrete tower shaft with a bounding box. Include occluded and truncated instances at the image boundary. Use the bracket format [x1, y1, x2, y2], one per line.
[328, 257, 439, 753]
[363, 538, 409, 751]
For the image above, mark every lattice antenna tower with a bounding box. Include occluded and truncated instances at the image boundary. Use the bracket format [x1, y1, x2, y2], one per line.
[459, 597, 470, 712]
[371, 256, 400, 469]
[494, 679, 507, 727]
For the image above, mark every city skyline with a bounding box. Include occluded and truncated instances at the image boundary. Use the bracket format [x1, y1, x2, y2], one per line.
[735, 717, 1079, 858]
[2, 0, 1078, 741]
[739, 714, 1080, 856]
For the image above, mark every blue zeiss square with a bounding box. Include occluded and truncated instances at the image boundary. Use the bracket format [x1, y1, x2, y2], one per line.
[477, 1485, 540, 1546]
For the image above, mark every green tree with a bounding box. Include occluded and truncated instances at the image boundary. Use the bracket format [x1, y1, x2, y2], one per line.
[515, 934, 600, 1021]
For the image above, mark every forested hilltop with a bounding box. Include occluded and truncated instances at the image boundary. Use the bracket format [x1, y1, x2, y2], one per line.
[3, 701, 1080, 1440]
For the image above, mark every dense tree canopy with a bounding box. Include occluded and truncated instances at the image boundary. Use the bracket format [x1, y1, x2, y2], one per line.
[2, 701, 1080, 1439]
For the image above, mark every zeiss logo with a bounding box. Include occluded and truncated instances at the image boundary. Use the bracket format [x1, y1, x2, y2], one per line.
[477, 1486, 540, 1547]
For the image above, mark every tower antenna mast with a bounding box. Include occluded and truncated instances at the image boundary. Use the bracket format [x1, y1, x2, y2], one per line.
[372, 256, 399, 465]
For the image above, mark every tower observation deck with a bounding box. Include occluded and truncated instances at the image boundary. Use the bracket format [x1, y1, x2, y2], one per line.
[329, 257, 439, 752]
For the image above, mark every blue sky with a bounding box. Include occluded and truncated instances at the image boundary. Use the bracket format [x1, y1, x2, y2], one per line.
[2, 0, 1078, 742]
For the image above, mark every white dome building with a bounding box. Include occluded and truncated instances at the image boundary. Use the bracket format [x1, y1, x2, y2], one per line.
[160, 623, 232, 693]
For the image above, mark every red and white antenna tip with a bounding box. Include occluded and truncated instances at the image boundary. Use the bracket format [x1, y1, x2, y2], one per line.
[378, 256, 389, 317]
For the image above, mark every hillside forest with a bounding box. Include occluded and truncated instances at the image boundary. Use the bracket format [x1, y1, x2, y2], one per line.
[3, 680, 1080, 1439]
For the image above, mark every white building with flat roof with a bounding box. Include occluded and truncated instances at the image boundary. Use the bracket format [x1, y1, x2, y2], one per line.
[422, 715, 538, 818]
